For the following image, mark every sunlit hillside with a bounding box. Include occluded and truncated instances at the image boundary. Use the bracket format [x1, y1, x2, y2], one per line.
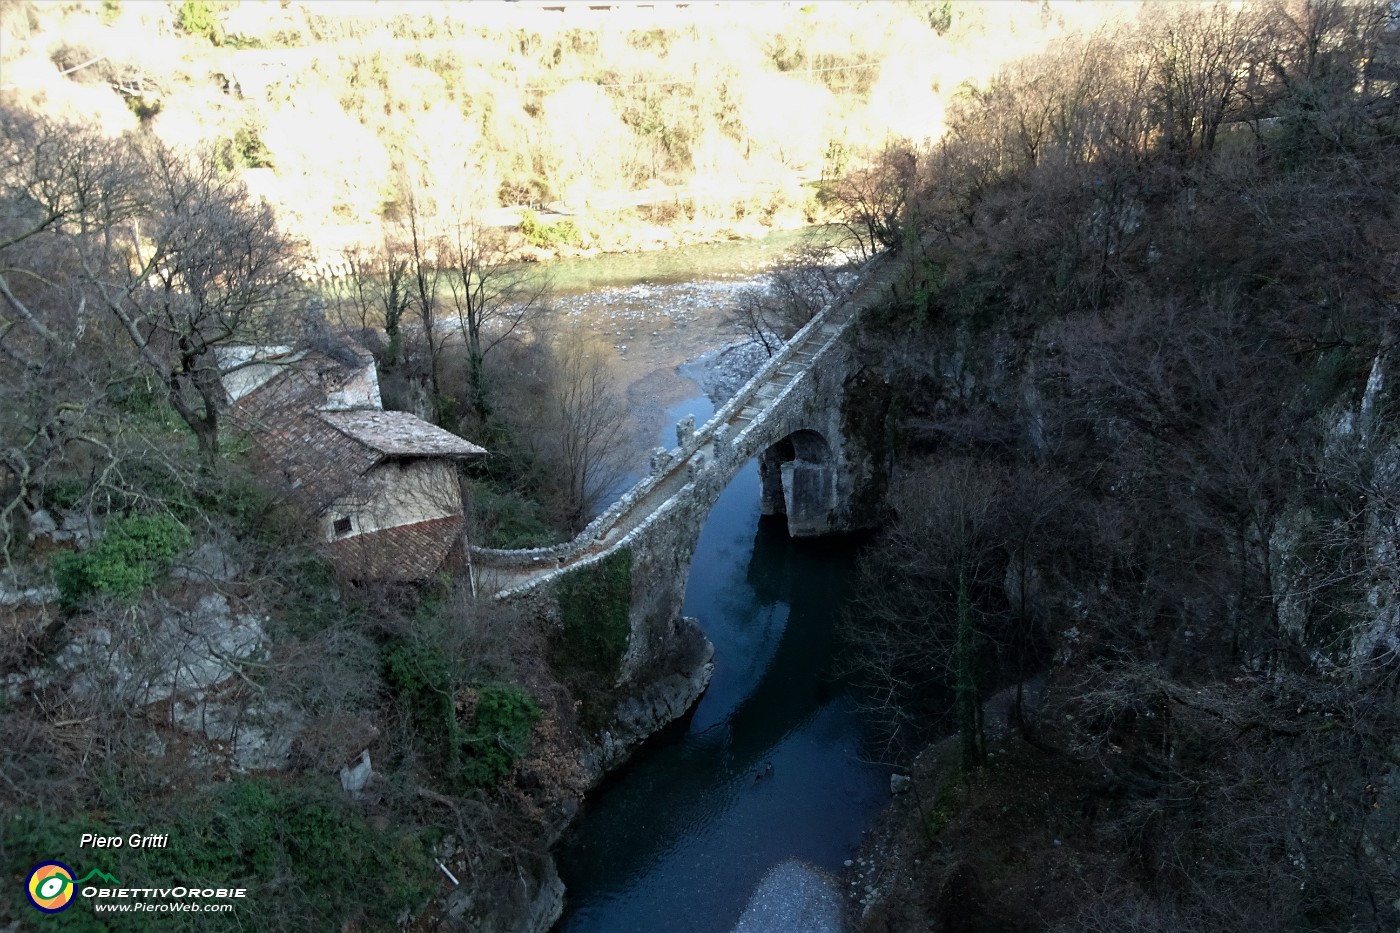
[0, 0, 1134, 264]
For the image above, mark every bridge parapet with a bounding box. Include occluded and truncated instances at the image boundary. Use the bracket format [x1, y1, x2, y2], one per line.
[468, 249, 892, 574]
[467, 245, 900, 753]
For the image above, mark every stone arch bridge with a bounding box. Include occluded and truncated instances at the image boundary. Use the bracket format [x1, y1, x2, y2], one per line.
[467, 250, 903, 757]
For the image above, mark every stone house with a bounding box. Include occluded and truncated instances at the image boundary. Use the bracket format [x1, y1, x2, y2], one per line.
[218, 344, 486, 582]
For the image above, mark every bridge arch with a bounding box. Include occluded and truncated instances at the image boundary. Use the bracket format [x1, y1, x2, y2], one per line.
[467, 250, 902, 768]
[758, 428, 838, 538]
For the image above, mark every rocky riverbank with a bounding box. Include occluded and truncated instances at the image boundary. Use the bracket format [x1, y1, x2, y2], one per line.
[733, 859, 845, 933]
[522, 620, 715, 932]
[840, 679, 1061, 932]
[582, 617, 716, 782]
[680, 340, 771, 407]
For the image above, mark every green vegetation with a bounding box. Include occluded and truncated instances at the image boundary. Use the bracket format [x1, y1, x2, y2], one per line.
[5, 777, 433, 930]
[553, 548, 632, 729]
[383, 634, 457, 756]
[384, 635, 541, 793]
[215, 127, 272, 174]
[518, 209, 583, 250]
[173, 1, 225, 44]
[122, 94, 161, 123]
[919, 774, 966, 839]
[557, 548, 631, 679]
[471, 482, 562, 549]
[51, 513, 192, 610]
[458, 685, 543, 788]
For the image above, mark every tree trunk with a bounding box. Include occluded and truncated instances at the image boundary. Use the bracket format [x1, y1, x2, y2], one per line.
[955, 566, 983, 772]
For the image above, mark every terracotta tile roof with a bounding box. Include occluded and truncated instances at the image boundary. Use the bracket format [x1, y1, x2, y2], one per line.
[326, 515, 464, 582]
[317, 409, 487, 458]
[228, 347, 376, 423]
[221, 345, 483, 583]
[244, 409, 382, 515]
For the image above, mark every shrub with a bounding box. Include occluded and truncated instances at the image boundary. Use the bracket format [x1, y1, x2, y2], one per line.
[174, 0, 225, 44]
[383, 638, 540, 791]
[51, 513, 192, 610]
[383, 636, 455, 756]
[215, 127, 273, 174]
[458, 685, 542, 788]
[472, 483, 562, 549]
[519, 209, 583, 249]
[124, 95, 162, 122]
[4, 777, 433, 930]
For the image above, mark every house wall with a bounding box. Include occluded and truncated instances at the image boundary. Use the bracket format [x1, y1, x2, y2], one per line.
[321, 459, 462, 541]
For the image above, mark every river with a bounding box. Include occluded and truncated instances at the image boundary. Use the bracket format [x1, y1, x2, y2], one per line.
[545, 226, 831, 498]
[540, 233, 886, 933]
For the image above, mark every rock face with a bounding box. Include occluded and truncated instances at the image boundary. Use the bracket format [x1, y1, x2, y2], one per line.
[439, 851, 567, 933]
[502, 618, 714, 933]
[522, 858, 566, 933]
[586, 618, 716, 779]
[1265, 348, 1400, 899]
[45, 592, 302, 773]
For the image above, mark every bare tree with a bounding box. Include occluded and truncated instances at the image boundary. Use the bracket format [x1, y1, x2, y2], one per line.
[78, 140, 305, 457]
[1139, 1, 1269, 153]
[0, 108, 147, 565]
[396, 187, 448, 422]
[822, 140, 922, 260]
[535, 332, 626, 534]
[441, 218, 552, 423]
[728, 245, 850, 356]
[322, 242, 413, 370]
[845, 459, 1009, 767]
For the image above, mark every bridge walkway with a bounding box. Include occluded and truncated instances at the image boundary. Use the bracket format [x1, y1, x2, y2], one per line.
[471, 250, 902, 597]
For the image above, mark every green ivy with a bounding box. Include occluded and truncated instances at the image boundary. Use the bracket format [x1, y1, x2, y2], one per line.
[557, 548, 631, 679]
[51, 513, 192, 610]
[553, 548, 632, 729]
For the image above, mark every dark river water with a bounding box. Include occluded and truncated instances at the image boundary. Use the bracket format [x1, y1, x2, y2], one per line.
[553, 433, 885, 932]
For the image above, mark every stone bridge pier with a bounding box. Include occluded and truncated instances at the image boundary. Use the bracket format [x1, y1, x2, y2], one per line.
[758, 428, 839, 537]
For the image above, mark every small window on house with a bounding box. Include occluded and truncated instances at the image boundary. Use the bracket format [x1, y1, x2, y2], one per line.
[333, 516, 352, 536]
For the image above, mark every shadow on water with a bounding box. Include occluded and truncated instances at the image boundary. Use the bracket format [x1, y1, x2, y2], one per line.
[554, 453, 884, 933]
